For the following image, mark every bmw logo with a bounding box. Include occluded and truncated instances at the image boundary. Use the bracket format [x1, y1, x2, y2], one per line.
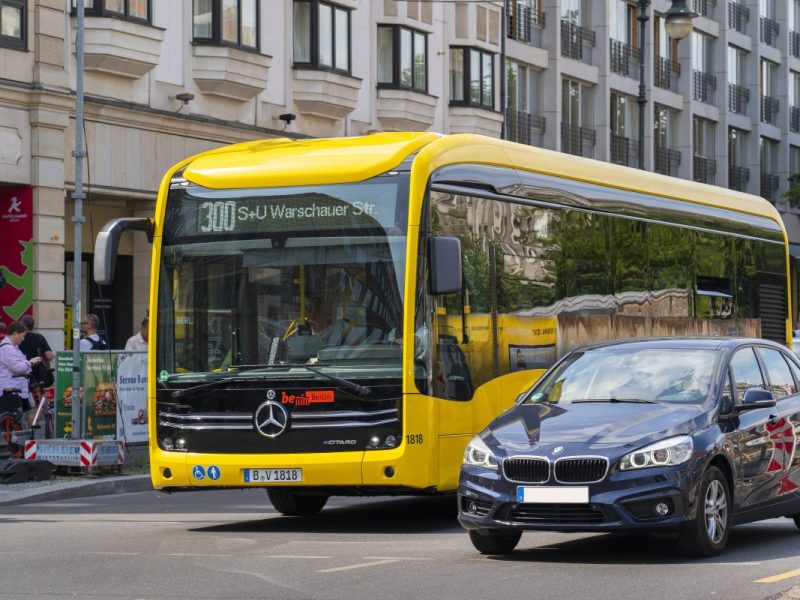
[253, 401, 289, 438]
[552, 446, 564, 455]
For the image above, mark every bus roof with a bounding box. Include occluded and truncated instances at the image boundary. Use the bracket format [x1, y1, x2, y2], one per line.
[179, 131, 783, 228]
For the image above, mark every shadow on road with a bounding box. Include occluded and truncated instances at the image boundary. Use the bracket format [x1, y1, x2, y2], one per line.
[190, 494, 464, 535]
[486, 520, 800, 565]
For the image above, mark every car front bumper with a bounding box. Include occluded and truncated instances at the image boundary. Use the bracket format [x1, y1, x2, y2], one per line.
[458, 463, 700, 534]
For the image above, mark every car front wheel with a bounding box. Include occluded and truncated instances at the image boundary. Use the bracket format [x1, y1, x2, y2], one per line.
[791, 515, 800, 530]
[267, 489, 329, 516]
[679, 466, 731, 557]
[468, 530, 522, 555]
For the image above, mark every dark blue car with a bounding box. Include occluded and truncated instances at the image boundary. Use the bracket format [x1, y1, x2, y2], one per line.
[458, 338, 800, 557]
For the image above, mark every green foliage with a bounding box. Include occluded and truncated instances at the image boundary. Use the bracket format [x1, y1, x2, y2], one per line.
[782, 174, 800, 208]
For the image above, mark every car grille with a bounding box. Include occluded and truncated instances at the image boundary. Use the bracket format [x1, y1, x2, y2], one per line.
[508, 503, 607, 525]
[554, 457, 608, 483]
[503, 457, 549, 483]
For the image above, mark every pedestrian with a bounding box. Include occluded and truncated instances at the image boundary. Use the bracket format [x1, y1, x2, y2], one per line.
[0, 321, 44, 416]
[19, 315, 54, 363]
[0, 321, 6, 342]
[79, 313, 108, 351]
[124, 317, 148, 351]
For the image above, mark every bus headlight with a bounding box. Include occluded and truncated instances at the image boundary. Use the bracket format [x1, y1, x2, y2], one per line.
[463, 436, 498, 470]
[619, 436, 693, 471]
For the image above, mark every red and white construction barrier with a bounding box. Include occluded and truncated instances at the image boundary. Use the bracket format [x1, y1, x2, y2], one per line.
[24, 439, 124, 467]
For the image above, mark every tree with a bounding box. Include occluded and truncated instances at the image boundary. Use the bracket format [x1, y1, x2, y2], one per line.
[782, 174, 800, 208]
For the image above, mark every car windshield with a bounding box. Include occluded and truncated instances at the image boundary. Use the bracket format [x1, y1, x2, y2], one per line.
[524, 347, 721, 405]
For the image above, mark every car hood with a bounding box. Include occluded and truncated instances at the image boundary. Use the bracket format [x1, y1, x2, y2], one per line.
[485, 402, 707, 451]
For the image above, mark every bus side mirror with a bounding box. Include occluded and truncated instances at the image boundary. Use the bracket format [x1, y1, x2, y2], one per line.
[94, 218, 154, 285]
[428, 236, 462, 295]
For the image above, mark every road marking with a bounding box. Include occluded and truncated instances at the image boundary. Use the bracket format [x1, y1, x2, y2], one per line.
[167, 553, 232, 557]
[261, 555, 331, 559]
[85, 552, 141, 556]
[318, 559, 399, 573]
[755, 568, 800, 584]
[364, 556, 431, 561]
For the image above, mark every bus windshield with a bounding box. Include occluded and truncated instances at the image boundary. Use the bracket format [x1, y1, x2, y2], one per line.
[156, 173, 408, 381]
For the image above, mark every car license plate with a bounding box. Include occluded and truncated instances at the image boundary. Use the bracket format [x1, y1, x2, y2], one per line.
[517, 486, 589, 504]
[243, 468, 303, 483]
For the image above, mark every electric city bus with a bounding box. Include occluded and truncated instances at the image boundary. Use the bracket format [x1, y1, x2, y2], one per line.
[94, 132, 792, 515]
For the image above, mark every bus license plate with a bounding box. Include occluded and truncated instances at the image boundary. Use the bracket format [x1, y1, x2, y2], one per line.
[244, 468, 303, 483]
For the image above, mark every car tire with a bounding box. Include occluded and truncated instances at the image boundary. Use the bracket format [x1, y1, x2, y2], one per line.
[267, 488, 329, 516]
[791, 515, 800, 530]
[468, 530, 522, 555]
[678, 466, 731, 557]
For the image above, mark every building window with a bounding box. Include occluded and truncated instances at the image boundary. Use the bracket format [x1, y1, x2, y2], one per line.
[450, 47, 494, 109]
[72, 0, 150, 24]
[377, 25, 427, 92]
[193, 0, 257, 50]
[0, 0, 25, 50]
[293, 1, 351, 73]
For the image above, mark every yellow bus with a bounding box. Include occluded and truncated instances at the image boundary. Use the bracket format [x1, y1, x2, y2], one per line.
[95, 132, 791, 515]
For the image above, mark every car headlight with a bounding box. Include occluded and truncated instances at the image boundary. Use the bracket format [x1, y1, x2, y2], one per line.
[619, 436, 693, 471]
[463, 436, 498, 470]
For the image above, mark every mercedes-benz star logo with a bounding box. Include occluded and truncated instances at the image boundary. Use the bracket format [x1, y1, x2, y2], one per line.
[254, 401, 289, 438]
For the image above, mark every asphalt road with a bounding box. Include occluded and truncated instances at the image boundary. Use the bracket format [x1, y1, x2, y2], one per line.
[1, 489, 799, 600]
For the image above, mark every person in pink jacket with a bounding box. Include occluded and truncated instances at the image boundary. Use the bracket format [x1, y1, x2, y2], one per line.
[0, 321, 43, 414]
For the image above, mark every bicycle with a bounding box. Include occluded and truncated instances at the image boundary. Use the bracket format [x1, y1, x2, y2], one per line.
[0, 388, 29, 459]
[28, 370, 55, 441]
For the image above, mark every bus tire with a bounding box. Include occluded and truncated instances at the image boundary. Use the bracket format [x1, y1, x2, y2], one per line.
[468, 529, 521, 555]
[267, 488, 329, 516]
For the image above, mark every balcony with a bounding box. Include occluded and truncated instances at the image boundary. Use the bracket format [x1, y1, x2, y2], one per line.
[610, 134, 638, 168]
[693, 156, 717, 184]
[561, 122, 596, 157]
[561, 20, 596, 64]
[761, 172, 779, 202]
[80, 17, 163, 79]
[508, 1, 545, 47]
[760, 95, 779, 124]
[728, 1, 749, 34]
[791, 106, 800, 132]
[654, 56, 680, 91]
[692, 70, 717, 104]
[376, 88, 437, 131]
[761, 17, 779, 47]
[192, 45, 271, 101]
[610, 40, 640, 78]
[655, 147, 681, 177]
[791, 31, 800, 58]
[728, 164, 750, 192]
[293, 69, 362, 120]
[728, 83, 749, 114]
[691, 0, 716, 18]
[505, 109, 546, 147]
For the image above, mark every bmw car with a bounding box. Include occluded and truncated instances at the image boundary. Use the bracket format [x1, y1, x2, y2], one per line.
[458, 338, 800, 557]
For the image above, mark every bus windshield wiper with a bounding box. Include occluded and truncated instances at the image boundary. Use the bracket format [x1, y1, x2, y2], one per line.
[572, 398, 656, 404]
[170, 375, 273, 400]
[218, 363, 372, 397]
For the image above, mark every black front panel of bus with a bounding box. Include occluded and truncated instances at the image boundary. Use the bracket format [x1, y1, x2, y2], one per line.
[155, 380, 402, 454]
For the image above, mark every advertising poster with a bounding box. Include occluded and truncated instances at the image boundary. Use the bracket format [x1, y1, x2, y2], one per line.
[0, 186, 34, 323]
[82, 353, 118, 439]
[54, 352, 78, 438]
[115, 352, 148, 443]
[54, 351, 149, 442]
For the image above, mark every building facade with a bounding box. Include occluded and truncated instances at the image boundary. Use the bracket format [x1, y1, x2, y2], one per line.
[1, 0, 799, 349]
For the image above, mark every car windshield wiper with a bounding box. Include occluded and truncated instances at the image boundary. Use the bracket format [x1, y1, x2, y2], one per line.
[572, 398, 656, 404]
[196, 363, 372, 398]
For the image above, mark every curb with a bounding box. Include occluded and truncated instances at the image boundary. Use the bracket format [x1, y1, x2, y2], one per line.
[0, 474, 153, 507]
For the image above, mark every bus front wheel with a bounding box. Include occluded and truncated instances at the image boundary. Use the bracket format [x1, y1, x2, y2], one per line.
[267, 488, 329, 516]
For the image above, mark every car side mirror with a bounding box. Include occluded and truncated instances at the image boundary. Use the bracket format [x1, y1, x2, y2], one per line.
[428, 236, 462, 295]
[735, 388, 776, 411]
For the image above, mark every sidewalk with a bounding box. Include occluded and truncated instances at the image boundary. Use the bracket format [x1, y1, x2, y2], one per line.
[0, 471, 153, 506]
[0, 443, 153, 507]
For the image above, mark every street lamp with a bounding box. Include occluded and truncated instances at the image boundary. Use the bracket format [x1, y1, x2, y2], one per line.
[637, 0, 697, 170]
